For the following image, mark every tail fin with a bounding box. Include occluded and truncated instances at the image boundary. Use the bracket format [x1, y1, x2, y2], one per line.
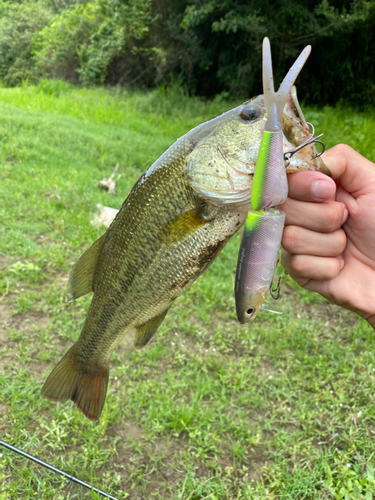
[41, 347, 109, 421]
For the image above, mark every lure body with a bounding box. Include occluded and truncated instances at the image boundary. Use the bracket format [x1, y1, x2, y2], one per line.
[235, 209, 286, 323]
[251, 129, 287, 210]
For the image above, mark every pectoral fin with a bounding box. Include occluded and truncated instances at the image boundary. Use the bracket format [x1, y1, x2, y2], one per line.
[67, 234, 105, 301]
[158, 206, 208, 245]
[134, 308, 170, 350]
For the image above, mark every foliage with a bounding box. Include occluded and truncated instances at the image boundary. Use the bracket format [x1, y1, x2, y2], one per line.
[0, 0, 374, 102]
[35, 0, 154, 84]
[309, 0, 375, 104]
[34, 1, 104, 83]
[0, 0, 52, 85]
[177, 0, 375, 103]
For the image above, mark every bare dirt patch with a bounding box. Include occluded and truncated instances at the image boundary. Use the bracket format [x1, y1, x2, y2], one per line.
[11, 310, 51, 332]
[117, 420, 144, 442]
[247, 446, 268, 480]
[103, 418, 189, 497]
[0, 301, 51, 337]
[313, 300, 358, 330]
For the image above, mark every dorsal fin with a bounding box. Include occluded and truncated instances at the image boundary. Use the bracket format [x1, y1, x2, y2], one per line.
[67, 234, 105, 301]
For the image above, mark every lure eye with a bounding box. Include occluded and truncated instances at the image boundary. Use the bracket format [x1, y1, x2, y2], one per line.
[240, 105, 261, 121]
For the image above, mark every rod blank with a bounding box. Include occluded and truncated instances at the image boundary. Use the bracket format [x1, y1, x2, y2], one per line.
[0, 440, 120, 500]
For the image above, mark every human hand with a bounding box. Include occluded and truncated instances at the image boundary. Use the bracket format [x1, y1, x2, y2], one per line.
[280, 144, 375, 329]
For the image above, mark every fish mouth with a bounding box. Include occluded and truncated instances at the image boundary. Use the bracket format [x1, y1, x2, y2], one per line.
[283, 87, 331, 176]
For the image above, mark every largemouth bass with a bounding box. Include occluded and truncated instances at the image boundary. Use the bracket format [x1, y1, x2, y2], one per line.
[42, 89, 328, 421]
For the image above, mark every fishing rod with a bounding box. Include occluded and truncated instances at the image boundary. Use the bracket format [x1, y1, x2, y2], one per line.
[0, 439, 120, 500]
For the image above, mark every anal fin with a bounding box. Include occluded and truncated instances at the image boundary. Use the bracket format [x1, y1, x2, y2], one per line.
[134, 308, 170, 350]
[67, 234, 105, 301]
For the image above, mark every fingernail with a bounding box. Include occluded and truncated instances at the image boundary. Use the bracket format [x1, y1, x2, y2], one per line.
[339, 256, 345, 270]
[312, 180, 334, 200]
[342, 208, 349, 225]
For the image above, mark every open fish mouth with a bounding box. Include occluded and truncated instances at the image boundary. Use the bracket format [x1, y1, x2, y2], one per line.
[283, 87, 331, 176]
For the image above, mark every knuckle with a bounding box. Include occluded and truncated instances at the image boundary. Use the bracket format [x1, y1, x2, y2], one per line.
[290, 255, 341, 280]
[322, 202, 344, 232]
[335, 143, 355, 157]
[324, 258, 341, 280]
[333, 229, 347, 254]
[289, 254, 308, 276]
[282, 225, 300, 253]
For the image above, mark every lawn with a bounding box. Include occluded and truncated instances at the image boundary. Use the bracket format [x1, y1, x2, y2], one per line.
[1, 80, 375, 499]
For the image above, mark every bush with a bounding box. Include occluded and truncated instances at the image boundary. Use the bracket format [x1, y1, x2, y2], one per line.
[0, 0, 52, 85]
[176, 0, 375, 104]
[35, 0, 154, 85]
[0, 0, 373, 104]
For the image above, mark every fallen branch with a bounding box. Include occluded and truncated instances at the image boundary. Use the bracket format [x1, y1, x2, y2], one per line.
[98, 163, 120, 195]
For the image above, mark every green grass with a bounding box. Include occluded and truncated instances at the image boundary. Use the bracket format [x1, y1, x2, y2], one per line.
[1, 80, 375, 499]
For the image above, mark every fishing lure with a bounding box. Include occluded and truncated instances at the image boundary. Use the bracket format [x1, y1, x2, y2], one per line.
[251, 38, 311, 212]
[235, 38, 311, 323]
[235, 209, 285, 323]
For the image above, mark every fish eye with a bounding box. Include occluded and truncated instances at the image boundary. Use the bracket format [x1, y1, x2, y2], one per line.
[240, 105, 261, 121]
[246, 307, 255, 315]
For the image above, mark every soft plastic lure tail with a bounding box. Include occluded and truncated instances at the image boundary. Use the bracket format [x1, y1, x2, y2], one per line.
[251, 38, 311, 211]
[235, 209, 286, 323]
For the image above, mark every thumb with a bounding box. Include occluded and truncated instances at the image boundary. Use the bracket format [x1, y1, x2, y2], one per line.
[322, 144, 375, 196]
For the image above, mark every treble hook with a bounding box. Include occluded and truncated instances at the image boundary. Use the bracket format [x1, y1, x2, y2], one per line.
[269, 276, 281, 300]
[284, 122, 325, 167]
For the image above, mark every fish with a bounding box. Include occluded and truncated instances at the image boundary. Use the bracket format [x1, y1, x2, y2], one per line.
[42, 89, 329, 421]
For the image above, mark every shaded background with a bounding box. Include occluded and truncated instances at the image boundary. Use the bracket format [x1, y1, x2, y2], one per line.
[0, 0, 374, 105]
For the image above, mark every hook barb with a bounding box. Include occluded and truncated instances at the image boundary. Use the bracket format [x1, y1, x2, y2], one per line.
[269, 276, 281, 300]
[284, 121, 325, 166]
